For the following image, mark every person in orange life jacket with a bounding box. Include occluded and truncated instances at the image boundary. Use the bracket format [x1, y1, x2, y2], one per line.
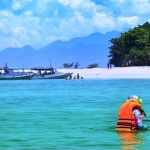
[116, 95, 147, 130]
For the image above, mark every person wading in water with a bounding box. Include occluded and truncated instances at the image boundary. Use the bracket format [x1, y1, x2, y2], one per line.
[116, 95, 147, 131]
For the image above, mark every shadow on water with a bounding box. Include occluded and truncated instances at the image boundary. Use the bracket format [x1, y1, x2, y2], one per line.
[117, 130, 147, 150]
[96, 116, 149, 149]
[103, 124, 149, 150]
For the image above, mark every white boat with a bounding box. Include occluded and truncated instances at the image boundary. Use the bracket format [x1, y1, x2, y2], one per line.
[0, 66, 35, 80]
[31, 67, 72, 79]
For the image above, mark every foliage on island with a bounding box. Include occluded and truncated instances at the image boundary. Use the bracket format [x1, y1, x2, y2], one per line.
[62, 62, 99, 69]
[108, 22, 150, 67]
[87, 63, 99, 68]
[62, 62, 79, 68]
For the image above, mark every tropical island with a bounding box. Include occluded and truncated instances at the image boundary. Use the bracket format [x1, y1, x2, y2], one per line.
[108, 22, 150, 67]
[59, 22, 150, 79]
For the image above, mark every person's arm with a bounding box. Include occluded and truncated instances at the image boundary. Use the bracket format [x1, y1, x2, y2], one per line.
[141, 107, 146, 116]
[133, 109, 147, 129]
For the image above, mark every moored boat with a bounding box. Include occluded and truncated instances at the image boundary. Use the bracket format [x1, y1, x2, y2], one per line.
[31, 67, 72, 79]
[0, 65, 35, 80]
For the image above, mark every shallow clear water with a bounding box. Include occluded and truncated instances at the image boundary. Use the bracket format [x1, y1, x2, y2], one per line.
[0, 79, 150, 149]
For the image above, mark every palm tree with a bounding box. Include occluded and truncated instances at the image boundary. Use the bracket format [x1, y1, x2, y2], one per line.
[62, 63, 70, 68]
[74, 62, 79, 69]
[68, 62, 74, 68]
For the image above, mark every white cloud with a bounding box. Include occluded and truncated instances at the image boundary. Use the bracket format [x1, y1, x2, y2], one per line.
[58, 0, 84, 8]
[116, 16, 139, 31]
[92, 13, 115, 33]
[118, 16, 139, 25]
[12, 2, 22, 10]
[0, 0, 150, 50]
[0, 10, 13, 17]
[0, 36, 22, 49]
[132, 0, 150, 14]
[23, 11, 32, 16]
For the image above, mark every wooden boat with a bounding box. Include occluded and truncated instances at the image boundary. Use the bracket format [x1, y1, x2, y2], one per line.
[0, 66, 35, 80]
[31, 67, 72, 79]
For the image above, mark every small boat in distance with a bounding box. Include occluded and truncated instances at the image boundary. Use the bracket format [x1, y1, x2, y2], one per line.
[0, 65, 35, 80]
[31, 67, 72, 79]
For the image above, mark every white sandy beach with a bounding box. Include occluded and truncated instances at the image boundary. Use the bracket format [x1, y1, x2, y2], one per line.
[58, 66, 150, 79]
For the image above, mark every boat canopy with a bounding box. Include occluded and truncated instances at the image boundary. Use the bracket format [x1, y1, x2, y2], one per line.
[31, 67, 55, 71]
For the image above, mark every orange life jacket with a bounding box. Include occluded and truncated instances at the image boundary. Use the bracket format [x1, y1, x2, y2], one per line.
[116, 99, 142, 131]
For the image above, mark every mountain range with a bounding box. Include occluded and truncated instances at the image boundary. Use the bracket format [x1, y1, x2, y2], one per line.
[0, 30, 120, 68]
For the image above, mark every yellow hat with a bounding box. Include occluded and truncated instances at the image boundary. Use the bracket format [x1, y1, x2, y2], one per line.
[138, 99, 142, 104]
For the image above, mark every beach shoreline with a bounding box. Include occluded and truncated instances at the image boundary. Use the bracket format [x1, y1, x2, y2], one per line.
[57, 66, 150, 79]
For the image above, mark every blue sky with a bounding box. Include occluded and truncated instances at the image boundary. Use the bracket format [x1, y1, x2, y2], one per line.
[0, 0, 150, 51]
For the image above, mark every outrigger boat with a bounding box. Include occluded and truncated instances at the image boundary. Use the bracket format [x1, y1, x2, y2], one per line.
[0, 65, 35, 80]
[31, 67, 72, 79]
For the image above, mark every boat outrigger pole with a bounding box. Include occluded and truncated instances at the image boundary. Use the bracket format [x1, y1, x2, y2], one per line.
[49, 58, 52, 68]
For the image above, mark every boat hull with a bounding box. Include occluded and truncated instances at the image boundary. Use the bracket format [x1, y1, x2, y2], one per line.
[0, 74, 35, 80]
[33, 73, 71, 79]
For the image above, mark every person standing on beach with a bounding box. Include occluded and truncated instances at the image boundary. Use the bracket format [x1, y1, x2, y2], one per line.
[77, 73, 80, 79]
[107, 62, 110, 69]
[116, 95, 147, 131]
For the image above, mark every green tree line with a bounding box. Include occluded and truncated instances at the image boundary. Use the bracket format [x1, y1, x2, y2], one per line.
[62, 62, 99, 69]
[108, 22, 150, 67]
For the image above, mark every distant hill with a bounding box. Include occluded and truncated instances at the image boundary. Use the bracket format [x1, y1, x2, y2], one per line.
[0, 30, 120, 68]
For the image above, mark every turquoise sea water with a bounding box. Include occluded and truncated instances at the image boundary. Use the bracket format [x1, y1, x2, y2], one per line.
[0, 79, 150, 149]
